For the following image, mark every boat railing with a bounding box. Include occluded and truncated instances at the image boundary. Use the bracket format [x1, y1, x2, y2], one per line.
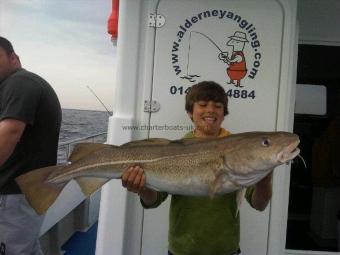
[58, 132, 107, 163]
[40, 132, 107, 243]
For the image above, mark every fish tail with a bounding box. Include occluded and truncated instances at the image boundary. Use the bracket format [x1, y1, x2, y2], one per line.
[15, 165, 66, 215]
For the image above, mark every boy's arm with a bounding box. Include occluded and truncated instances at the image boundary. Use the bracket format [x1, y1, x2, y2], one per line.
[121, 166, 159, 207]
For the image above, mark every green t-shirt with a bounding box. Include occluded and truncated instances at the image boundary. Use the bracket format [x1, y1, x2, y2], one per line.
[142, 130, 254, 255]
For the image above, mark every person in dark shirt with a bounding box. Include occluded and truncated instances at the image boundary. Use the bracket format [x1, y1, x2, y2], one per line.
[0, 37, 61, 255]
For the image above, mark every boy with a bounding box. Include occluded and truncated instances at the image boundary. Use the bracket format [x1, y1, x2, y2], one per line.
[122, 81, 272, 255]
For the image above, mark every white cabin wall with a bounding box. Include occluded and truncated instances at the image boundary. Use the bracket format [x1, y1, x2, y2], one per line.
[96, 1, 145, 255]
[267, 0, 298, 253]
[98, 0, 299, 255]
[96, 1, 161, 255]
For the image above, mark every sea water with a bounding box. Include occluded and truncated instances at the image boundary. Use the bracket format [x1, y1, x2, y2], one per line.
[58, 109, 109, 163]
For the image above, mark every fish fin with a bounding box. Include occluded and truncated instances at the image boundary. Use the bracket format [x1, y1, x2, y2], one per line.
[122, 138, 171, 147]
[171, 138, 205, 145]
[235, 188, 246, 217]
[69, 143, 113, 162]
[76, 177, 109, 197]
[122, 137, 205, 147]
[209, 170, 226, 199]
[15, 166, 66, 215]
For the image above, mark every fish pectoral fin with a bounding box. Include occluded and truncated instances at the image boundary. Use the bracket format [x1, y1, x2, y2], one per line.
[76, 177, 109, 197]
[209, 170, 227, 199]
[235, 188, 246, 217]
[69, 143, 114, 162]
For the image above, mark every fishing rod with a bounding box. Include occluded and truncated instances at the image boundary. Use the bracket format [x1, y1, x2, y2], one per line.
[86, 85, 113, 116]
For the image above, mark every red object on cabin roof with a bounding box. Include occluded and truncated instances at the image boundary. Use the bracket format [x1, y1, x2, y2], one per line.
[108, 0, 119, 42]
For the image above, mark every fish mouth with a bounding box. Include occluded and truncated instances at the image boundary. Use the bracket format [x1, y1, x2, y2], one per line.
[277, 140, 300, 164]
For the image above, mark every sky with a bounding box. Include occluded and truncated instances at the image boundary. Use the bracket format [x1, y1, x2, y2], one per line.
[0, 0, 117, 111]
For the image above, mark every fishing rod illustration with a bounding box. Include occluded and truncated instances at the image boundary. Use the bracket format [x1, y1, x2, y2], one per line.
[191, 31, 229, 62]
[191, 31, 224, 52]
[182, 31, 228, 82]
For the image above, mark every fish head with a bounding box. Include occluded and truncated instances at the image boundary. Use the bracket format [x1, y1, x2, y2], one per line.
[222, 132, 300, 180]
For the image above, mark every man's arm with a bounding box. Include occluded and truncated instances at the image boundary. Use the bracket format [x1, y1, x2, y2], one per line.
[251, 172, 273, 211]
[0, 119, 26, 167]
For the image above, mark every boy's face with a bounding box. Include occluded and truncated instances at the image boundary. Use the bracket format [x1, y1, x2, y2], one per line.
[188, 100, 224, 137]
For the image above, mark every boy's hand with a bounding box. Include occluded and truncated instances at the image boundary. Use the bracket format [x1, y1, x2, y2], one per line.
[122, 166, 146, 194]
[122, 166, 159, 206]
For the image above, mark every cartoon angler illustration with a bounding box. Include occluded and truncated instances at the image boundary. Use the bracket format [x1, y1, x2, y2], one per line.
[219, 31, 248, 87]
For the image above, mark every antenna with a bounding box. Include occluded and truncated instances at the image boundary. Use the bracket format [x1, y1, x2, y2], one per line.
[86, 85, 112, 116]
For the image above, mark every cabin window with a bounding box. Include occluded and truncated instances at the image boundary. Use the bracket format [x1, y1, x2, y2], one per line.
[286, 44, 340, 252]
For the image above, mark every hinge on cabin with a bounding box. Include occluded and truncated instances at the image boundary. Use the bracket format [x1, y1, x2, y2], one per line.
[144, 100, 160, 113]
[148, 14, 165, 28]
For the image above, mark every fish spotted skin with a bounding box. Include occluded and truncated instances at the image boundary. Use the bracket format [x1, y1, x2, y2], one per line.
[16, 131, 300, 215]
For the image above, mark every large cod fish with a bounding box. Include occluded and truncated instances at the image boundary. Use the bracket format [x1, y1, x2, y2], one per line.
[16, 131, 300, 215]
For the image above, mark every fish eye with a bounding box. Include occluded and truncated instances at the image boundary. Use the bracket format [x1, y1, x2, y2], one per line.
[262, 137, 270, 147]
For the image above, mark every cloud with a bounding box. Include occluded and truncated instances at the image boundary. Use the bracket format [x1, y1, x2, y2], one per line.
[1, 0, 116, 111]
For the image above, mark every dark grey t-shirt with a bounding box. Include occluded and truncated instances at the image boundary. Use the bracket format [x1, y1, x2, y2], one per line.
[0, 68, 61, 194]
